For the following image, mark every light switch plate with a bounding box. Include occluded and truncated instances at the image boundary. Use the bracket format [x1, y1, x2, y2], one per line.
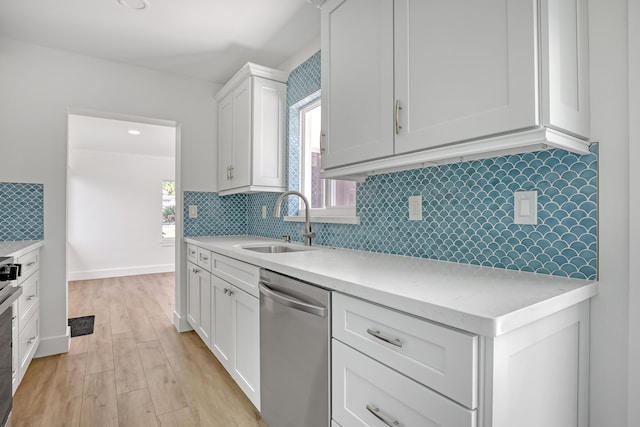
[188, 205, 198, 219]
[514, 191, 537, 225]
[409, 195, 422, 221]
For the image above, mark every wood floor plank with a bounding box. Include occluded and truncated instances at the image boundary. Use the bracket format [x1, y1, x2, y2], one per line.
[148, 314, 189, 360]
[110, 302, 132, 335]
[39, 353, 87, 427]
[157, 407, 201, 427]
[113, 332, 147, 394]
[126, 303, 158, 344]
[68, 335, 89, 355]
[86, 322, 114, 375]
[80, 370, 119, 427]
[137, 340, 188, 416]
[12, 355, 58, 419]
[116, 389, 158, 427]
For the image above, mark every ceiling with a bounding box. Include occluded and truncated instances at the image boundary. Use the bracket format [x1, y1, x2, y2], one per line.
[68, 115, 176, 158]
[0, 0, 321, 84]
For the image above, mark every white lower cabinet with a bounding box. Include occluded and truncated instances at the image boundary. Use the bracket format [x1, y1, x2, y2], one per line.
[332, 292, 590, 427]
[186, 261, 211, 346]
[185, 244, 261, 411]
[11, 246, 41, 395]
[211, 274, 260, 410]
[333, 340, 476, 427]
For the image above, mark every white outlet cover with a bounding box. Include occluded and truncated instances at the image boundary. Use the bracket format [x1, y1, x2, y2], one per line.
[188, 205, 198, 219]
[513, 191, 537, 225]
[409, 195, 422, 221]
[262, 205, 267, 219]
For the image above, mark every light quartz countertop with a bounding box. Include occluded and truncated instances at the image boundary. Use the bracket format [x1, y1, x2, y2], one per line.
[0, 240, 43, 258]
[185, 236, 598, 337]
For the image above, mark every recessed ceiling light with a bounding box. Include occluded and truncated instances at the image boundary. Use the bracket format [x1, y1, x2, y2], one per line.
[128, 130, 141, 135]
[118, 0, 149, 11]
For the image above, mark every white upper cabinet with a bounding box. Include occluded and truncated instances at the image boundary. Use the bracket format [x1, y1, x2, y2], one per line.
[320, 0, 394, 169]
[216, 63, 288, 195]
[320, 0, 591, 179]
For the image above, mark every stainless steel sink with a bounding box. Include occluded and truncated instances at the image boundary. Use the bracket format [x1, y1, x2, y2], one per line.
[241, 244, 316, 254]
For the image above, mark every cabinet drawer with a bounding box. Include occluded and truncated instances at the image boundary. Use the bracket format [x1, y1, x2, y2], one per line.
[186, 244, 198, 264]
[333, 293, 478, 409]
[17, 271, 39, 333]
[17, 249, 39, 284]
[18, 310, 39, 382]
[196, 247, 212, 271]
[332, 340, 476, 427]
[211, 252, 260, 298]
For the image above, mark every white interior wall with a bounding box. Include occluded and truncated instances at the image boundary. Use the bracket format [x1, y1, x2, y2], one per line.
[588, 0, 631, 425]
[0, 37, 220, 356]
[628, 0, 639, 425]
[68, 150, 175, 280]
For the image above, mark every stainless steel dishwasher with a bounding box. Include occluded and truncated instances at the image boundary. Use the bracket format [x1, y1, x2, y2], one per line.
[259, 269, 330, 427]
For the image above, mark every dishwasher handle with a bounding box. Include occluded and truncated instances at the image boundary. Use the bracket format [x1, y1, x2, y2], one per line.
[259, 282, 327, 317]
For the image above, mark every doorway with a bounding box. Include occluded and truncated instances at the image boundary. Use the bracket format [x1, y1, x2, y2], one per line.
[66, 111, 180, 282]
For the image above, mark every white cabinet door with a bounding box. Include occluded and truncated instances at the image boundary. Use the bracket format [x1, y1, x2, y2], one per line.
[394, 0, 537, 155]
[321, 0, 394, 169]
[251, 76, 286, 189]
[232, 287, 260, 410]
[198, 271, 212, 347]
[231, 78, 252, 189]
[186, 262, 200, 329]
[217, 93, 234, 192]
[211, 275, 234, 369]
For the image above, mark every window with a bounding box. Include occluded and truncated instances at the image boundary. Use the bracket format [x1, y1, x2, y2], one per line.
[298, 98, 357, 219]
[162, 180, 176, 242]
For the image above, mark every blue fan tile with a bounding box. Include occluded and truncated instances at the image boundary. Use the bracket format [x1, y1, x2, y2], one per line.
[0, 182, 44, 241]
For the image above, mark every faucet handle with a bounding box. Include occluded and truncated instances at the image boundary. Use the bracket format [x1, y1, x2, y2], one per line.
[282, 235, 291, 243]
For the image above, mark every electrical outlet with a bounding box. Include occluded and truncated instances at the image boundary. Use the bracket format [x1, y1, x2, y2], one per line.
[262, 205, 267, 219]
[408, 195, 422, 221]
[514, 191, 537, 224]
[188, 205, 198, 219]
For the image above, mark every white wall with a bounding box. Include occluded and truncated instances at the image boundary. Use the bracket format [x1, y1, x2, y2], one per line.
[588, 0, 631, 425]
[68, 150, 175, 280]
[0, 37, 219, 356]
[628, 0, 639, 425]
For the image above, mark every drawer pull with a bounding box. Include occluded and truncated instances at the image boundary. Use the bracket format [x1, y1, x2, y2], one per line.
[199, 255, 209, 261]
[224, 288, 234, 296]
[366, 404, 400, 426]
[27, 336, 36, 345]
[367, 328, 403, 347]
[26, 261, 36, 268]
[26, 294, 36, 301]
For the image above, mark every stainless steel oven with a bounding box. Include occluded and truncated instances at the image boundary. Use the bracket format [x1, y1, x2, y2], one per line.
[0, 257, 22, 427]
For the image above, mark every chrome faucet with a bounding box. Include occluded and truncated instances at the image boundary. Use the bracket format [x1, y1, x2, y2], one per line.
[273, 191, 315, 246]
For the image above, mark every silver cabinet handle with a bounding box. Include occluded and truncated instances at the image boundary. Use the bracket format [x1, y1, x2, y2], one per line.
[27, 336, 36, 345]
[366, 404, 400, 426]
[259, 282, 327, 317]
[367, 328, 402, 347]
[26, 261, 36, 268]
[26, 294, 36, 301]
[199, 254, 209, 261]
[193, 268, 200, 274]
[189, 249, 196, 255]
[229, 165, 234, 179]
[223, 288, 234, 296]
[395, 100, 402, 135]
[320, 131, 326, 152]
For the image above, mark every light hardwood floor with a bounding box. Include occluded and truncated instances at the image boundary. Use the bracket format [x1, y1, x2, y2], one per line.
[10, 273, 269, 427]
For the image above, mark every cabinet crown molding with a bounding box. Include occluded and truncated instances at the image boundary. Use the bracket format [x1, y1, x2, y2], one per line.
[215, 62, 289, 101]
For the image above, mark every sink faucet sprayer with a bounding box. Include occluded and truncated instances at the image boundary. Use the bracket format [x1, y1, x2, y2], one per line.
[273, 191, 315, 246]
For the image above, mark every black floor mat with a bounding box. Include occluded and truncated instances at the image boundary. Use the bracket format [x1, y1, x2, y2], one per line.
[68, 315, 95, 337]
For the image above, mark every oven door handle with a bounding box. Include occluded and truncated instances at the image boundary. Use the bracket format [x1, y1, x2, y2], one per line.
[259, 282, 327, 317]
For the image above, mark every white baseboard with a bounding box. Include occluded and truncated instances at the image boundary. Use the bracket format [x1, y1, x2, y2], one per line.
[68, 264, 175, 281]
[174, 310, 193, 332]
[35, 326, 71, 357]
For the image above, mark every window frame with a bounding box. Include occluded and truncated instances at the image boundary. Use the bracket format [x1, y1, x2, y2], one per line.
[284, 92, 360, 225]
[161, 179, 176, 245]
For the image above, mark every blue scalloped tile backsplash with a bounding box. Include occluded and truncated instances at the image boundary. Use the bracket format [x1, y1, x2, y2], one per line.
[185, 51, 598, 280]
[0, 182, 44, 241]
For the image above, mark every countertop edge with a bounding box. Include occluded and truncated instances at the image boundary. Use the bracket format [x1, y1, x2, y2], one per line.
[184, 236, 598, 337]
[0, 240, 44, 258]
